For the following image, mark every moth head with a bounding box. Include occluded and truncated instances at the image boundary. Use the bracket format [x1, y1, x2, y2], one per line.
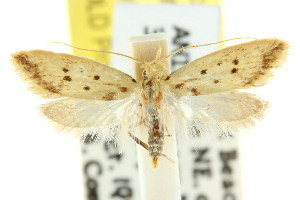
[139, 47, 169, 79]
[141, 58, 169, 80]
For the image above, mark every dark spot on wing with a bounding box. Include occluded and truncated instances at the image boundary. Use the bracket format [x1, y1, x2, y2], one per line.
[104, 83, 114, 86]
[13, 53, 61, 94]
[217, 61, 222, 66]
[165, 76, 171, 80]
[231, 68, 238, 74]
[175, 83, 184, 89]
[214, 79, 219, 84]
[232, 59, 239, 65]
[191, 88, 200, 96]
[45, 86, 60, 93]
[146, 80, 153, 87]
[243, 41, 287, 87]
[102, 92, 116, 101]
[119, 87, 128, 92]
[201, 69, 207, 74]
[62, 68, 69, 73]
[15, 54, 38, 70]
[262, 42, 285, 69]
[258, 71, 266, 75]
[184, 78, 199, 82]
[132, 78, 137, 83]
[83, 86, 90, 90]
[15, 54, 29, 65]
[94, 75, 100, 80]
[63, 76, 72, 81]
[245, 80, 253, 85]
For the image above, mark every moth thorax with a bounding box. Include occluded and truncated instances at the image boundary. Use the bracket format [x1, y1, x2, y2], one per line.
[144, 78, 161, 110]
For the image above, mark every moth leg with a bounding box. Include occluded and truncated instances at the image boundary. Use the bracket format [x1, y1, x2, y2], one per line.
[161, 153, 177, 164]
[128, 132, 149, 151]
[128, 132, 177, 164]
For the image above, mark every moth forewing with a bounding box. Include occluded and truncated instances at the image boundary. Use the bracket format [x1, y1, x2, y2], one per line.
[164, 39, 288, 96]
[12, 50, 140, 100]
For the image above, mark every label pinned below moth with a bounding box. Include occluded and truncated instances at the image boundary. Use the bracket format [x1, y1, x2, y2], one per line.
[12, 38, 288, 167]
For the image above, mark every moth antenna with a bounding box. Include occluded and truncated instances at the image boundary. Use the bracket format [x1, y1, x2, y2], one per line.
[164, 37, 257, 59]
[49, 42, 144, 63]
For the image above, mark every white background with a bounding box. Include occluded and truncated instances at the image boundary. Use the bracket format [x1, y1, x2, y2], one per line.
[0, 0, 299, 200]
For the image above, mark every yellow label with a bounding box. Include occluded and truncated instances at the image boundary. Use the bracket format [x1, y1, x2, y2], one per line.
[68, 0, 221, 64]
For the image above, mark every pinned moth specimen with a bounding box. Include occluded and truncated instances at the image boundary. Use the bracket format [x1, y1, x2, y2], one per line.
[12, 39, 288, 167]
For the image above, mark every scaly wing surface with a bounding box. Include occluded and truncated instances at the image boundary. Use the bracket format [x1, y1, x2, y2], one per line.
[162, 39, 288, 137]
[164, 39, 288, 96]
[40, 97, 142, 144]
[12, 50, 140, 100]
[12, 50, 142, 146]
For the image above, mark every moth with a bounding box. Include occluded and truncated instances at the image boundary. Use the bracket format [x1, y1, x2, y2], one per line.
[12, 39, 288, 167]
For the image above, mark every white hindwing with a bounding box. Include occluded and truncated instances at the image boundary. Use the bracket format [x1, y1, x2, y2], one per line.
[161, 91, 267, 138]
[40, 96, 142, 146]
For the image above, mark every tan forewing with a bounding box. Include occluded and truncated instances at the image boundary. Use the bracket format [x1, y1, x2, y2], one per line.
[165, 39, 288, 96]
[12, 50, 139, 100]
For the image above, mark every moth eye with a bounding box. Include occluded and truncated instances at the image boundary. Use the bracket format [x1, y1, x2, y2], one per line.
[142, 70, 148, 79]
